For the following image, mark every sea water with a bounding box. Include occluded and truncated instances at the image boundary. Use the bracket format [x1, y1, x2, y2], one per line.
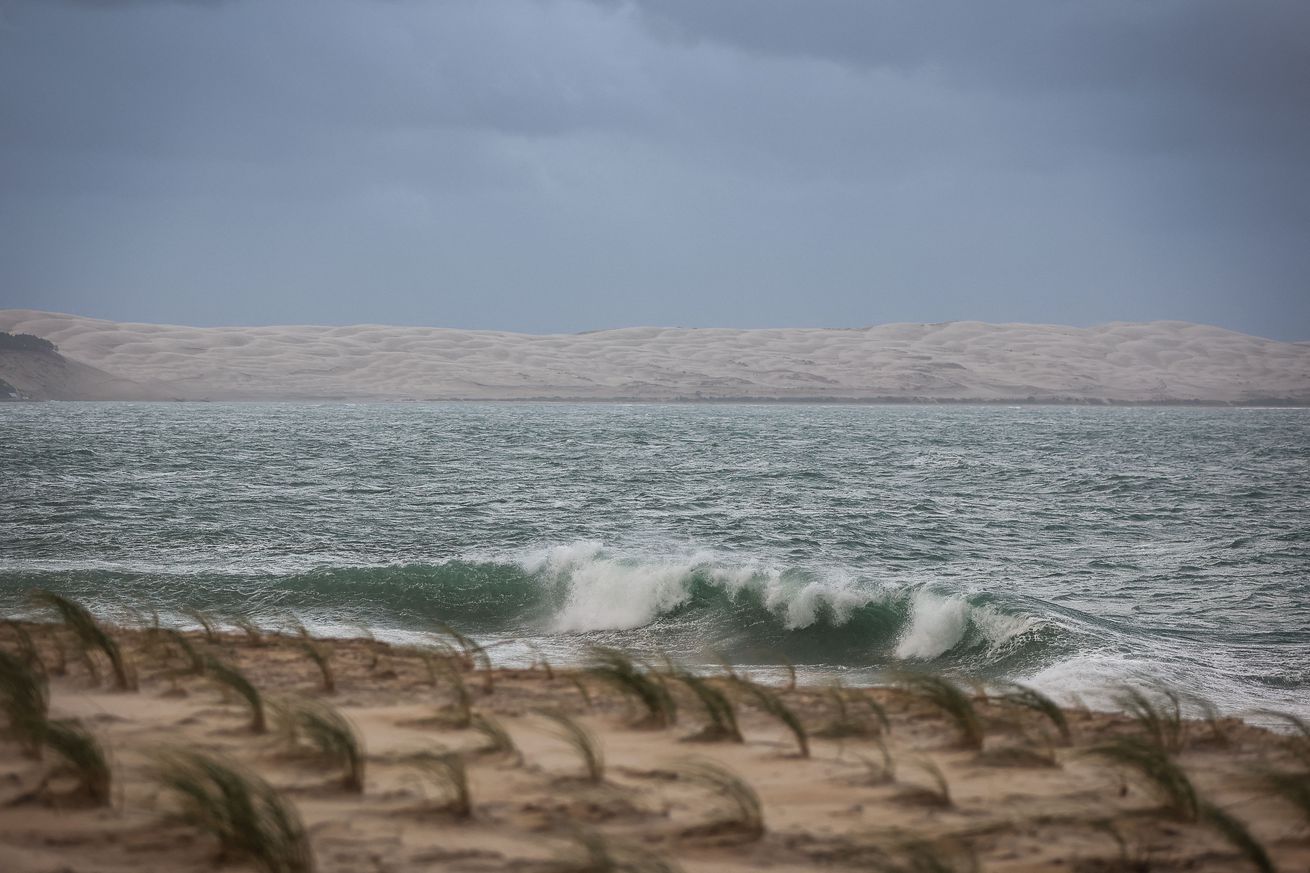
[1, 402, 1306, 716]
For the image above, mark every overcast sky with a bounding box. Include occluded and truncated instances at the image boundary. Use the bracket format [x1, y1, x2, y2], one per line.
[1, 0, 1307, 339]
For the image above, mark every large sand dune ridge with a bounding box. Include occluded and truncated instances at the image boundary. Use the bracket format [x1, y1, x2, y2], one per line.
[1, 309, 1307, 403]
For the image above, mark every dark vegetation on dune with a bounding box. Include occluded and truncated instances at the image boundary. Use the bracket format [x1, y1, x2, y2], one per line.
[1, 591, 1308, 872]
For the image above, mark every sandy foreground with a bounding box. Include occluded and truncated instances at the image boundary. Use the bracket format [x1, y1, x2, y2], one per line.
[3, 309, 1309, 403]
[2, 624, 1308, 873]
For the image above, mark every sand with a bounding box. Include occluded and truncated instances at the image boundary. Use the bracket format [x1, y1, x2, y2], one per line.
[2, 623, 1308, 873]
[2, 309, 1308, 403]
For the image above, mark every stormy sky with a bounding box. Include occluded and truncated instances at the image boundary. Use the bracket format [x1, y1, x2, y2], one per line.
[1, 1, 1307, 339]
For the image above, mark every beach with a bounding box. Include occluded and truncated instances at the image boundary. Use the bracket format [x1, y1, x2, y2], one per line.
[2, 620, 1308, 873]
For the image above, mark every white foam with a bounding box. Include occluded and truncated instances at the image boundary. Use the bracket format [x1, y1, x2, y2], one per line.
[895, 587, 1039, 660]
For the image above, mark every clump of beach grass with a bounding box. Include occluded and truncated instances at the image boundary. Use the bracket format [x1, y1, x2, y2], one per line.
[409, 748, 472, 818]
[538, 709, 604, 783]
[856, 734, 897, 785]
[281, 699, 365, 792]
[816, 680, 888, 739]
[731, 677, 809, 758]
[899, 673, 984, 751]
[164, 628, 206, 676]
[1116, 685, 1184, 754]
[551, 826, 684, 873]
[31, 590, 134, 691]
[0, 648, 49, 758]
[994, 682, 1071, 746]
[183, 607, 221, 644]
[44, 719, 112, 805]
[298, 636, 335, 694]
[587, 647, 676, 728]
[434, 657, 473, 728]
[896, 757, 952, 808]
[205, 655, 266, 733]
[153, 749, 313, 873]
[433, 622, 495, 692]
[4, 619, 45, 673]
[674, 671, 742, 742]
[232, 613, 266, 647]
[678, 759, 765, 842]
[471, 712, 521, 764]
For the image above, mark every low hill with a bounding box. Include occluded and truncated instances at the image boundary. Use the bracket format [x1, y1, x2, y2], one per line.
[0, 309, 1306, 404]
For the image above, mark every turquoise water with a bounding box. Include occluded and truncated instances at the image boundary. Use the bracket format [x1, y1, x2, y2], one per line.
[1, 402, 1307, 715]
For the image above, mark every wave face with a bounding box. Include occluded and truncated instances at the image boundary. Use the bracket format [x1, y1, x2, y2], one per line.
[2, 402, 1308, 716]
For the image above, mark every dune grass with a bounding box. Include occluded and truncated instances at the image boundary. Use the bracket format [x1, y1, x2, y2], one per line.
[731, 677, 809, 758]
[32, 590, 134, 691]
[3, 619, 45, 673]
[471, 712, 521, 764]
[282, 699, 365, 792]
[232, 614, 266, 647]
[153, 749, 313, 873]
[674, 671, 742, 742]
[183, 607, 221, 644]
[164, 628, 206, 676]
[897, 757, 952, 808]
[538, 709, 604, 783]
[0, 648, 50, 757]
[1199, 800, 1275, 873]
[1086, 737, 1198, 818]
[587, 647, 676, 728]
[205, 655, 266, 733]
[409, 748, 472, 818]
[899, 674, 984, 751]
[679, 759, 765, 841]
[553, 826, 684, 873]
[994, 682, 1071, 746]
[1116, 685, 1184, 754]
[44, 719, 111, 805]
[433, 622, 495, 692]
[434, 657, 473, 728]
[816, 680, 888, 739]
[856, 734, 897, 785]
[1254, 709, 1310, 768]
[297, 637, 335, 694]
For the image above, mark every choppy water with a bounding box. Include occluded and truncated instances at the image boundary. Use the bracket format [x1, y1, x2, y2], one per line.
[1, 402, 1307, 716]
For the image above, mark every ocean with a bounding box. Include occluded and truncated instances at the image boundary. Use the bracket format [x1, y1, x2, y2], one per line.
[1, 401, 1306, 717]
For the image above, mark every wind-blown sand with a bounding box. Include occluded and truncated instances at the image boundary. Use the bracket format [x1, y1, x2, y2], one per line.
[2, 624, 1308, 873]
[2, 309, 1308, 403]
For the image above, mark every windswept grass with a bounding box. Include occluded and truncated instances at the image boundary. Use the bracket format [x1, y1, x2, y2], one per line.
[183, 607, 221, 644]
[731, 677, 809, 758]
[552, 826, 684, 873]
[587, 647, 676, 728]
[298, 637, 335, 694]
[897, 757, 952, 808]
[3, 619, 44, 673]
[568, 675, 594, 710]
[164, 629, 206, 676]
[32, 590, 134, 691]
[538, 709, 604, 783]
[1116, 685, 1184, 754]
[899, 674, 984, 751]
[282, 699, 365, 792]
[433, 622, 494, 692]
[232, 614, 266, 647]
[856, 734, 897, 785]
[409, 748, 472, 818]
[45, 719, 111, 805]
[1200, 801, 1275, 873]
[679, 759, 765, 841]
[471, 713, 521, 764]
[1085, 737, 1199, 819]
[816, 680, 887, 739]
[1254, 709, 1310, 768]
[0, 649, 49, 757]
[153, 749, 313, 873]
[205, 655, 266, 733]
[994, 682, 1071, 746]
[674, 671, 742, 742]
[434, 657, 473, 728]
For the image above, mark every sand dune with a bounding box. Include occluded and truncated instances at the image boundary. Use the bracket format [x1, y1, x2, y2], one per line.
[1, 309, 1307, 403]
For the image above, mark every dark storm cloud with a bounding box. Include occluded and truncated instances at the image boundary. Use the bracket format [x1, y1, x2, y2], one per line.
[0, 0, 1306, 338]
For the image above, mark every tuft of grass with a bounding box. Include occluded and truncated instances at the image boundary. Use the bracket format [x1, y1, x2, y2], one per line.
[298, 637, 336, 694]
[3, 619, 45, 673]
[153, 749, 313, 873]
[164, 629, 206, 676]
[995, 682, 1071, 746]
[731, 677, 809, 758]
[781, 657, 797, 692]
[1116, 685, 1184, 754]
[816, 680, 887, 739]
[205, 655, 266, 733]
[44, 719, 111, 805]
[0, 648, 50, 758]
[1254, 709, 1310, 768]
[1085, 737, 1198, 819]
[568, 674, 594, 710]
[587, 647, 676, 728]
[552, 826, 684, 873]
[232, 614, 266, 647]
[897, 757, 952, 808]
[471, 713, 521, 764]
[183, 607, 221, 644]
[1199, 801, 1275, 873]
[538, 709, 604, 783]
[1259, 765, 1310, 825]
[434, 657, 473, 728]
[32, 590, 134, 690]
[433, 623, 494, 693]
[282, 699, 365, 792]
[674, 671, 742, 742]
[409, 748, 472, 818]
[899, 674, 984, 751]
[678, 759, 765, 841]
[856, 734, 897, 785]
